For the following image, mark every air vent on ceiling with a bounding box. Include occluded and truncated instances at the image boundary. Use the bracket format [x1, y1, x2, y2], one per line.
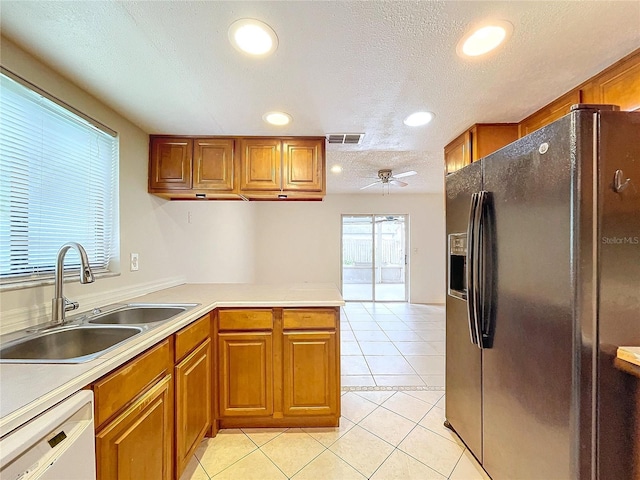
[327, 133, 365, 145]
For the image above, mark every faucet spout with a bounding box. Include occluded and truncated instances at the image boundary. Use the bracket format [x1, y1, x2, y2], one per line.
[52, 242, 95, 325]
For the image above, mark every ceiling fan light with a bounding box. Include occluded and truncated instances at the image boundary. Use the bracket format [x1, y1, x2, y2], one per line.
[403, 111, 434, 127]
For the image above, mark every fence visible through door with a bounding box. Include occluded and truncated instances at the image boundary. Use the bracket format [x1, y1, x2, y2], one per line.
[341, 215, 408, 301]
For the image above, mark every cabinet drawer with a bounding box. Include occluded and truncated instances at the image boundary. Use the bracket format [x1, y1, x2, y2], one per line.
[93, 339, 172, 428]
[218, 309, 273, 331]
[175, 314, 211, 362]
[283, 309, 337, 330]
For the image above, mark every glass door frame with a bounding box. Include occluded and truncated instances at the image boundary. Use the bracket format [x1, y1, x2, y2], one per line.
[340, 213, 409, 302]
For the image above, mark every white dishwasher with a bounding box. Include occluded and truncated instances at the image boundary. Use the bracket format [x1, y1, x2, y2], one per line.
[0, 390, 96, 479]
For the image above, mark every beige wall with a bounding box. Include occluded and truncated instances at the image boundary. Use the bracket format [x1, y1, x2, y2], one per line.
[0, 38, 184, 331]
[253, 194, 446, 304]
[0, 38, 445, 333]
[162, 201, 257, 283]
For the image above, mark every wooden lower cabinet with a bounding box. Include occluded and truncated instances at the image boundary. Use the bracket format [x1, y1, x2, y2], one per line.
[175, 338, 212, 477]
[218, 332, 274, 417]
[92, 307, 341, 478]
[96, 375, 173, 480]
[217, 307, 340, 428]
[282, 331, 338, 416]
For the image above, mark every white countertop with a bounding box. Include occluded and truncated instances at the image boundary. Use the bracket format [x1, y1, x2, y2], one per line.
[0, 283, 344, 436]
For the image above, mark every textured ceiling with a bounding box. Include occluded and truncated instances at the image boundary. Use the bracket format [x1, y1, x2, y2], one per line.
[1, 1, 639, 194]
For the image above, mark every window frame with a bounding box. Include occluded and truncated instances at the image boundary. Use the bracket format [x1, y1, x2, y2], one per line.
[0, 67, 120, 291]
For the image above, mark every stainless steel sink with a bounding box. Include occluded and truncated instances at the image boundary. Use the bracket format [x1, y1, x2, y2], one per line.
[87, 305, 189, 325]
[0, 303, 198, 363]
[0, 325, 143, 363]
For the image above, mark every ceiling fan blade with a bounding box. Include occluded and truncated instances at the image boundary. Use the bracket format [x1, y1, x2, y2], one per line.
[393, 170, 417, 178]
[360, 181, 381, 190]
[389, 179, 408, 187]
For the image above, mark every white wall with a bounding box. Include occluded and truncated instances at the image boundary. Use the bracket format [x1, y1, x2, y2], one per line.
[253, 194, 446, 304]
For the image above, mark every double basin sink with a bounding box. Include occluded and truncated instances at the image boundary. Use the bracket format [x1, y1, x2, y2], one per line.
[0, 304, 197, 363]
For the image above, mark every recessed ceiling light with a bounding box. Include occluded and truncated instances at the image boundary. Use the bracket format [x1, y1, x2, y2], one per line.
[330, 165, 343, 174]
[403, 111, 434, 127]
[457, 21, 513, 58]
[263, 111, 292, 126]
[228, 19, 278, 56]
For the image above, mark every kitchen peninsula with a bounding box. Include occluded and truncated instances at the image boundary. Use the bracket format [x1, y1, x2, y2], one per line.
[0, 283, 344, 479]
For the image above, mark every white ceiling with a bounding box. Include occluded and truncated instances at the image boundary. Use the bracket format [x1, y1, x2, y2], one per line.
[1, 1, 639, 194]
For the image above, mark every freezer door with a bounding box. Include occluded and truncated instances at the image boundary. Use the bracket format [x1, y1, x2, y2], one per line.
[481, 116, 576, 480]
[596, 111, 640, 480]
[445, 162, 483, 460]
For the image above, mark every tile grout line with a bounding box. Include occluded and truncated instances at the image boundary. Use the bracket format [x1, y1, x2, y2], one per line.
[447, 447, 467, 480]
[341, 391, 459, 479]
[199, 431, 262, 479]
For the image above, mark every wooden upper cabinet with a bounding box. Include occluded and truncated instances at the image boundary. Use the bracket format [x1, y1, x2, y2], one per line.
[582, 49, 640, 111]
[444, 131, 470, 175]
[149, 135, 326, 199]
[283, 139, 325, 192]
[471, 124, 518, 159]
[149, 137, 193, 190]
[519, 90, 582, 138]
[193, 139, 235, 191]
[239, 138, 282, 191]
[517, 49, 640, 138]
[445, 124, 517, 175]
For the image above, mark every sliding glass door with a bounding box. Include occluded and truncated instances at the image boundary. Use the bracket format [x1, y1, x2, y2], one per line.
[341, 215, 407, 302]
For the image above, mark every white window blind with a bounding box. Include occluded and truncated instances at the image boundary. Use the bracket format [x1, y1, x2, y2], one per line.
[0, 71, 118, 286]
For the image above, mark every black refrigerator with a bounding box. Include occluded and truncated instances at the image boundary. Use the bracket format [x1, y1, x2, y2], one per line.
[445, 104, 640, 480]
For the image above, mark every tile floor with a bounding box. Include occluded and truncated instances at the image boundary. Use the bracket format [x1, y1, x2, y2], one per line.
[339, 302, 445, 388]
[181, 302, 465, 480]
[181, 390, 489, 480]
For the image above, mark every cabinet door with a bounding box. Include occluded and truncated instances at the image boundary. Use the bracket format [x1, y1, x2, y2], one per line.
[193, 139, 235, 191]
[470, 124, 518, 161]
[444, 131, 471, 174]
[518, 89, 582, 137]
[175, 339, 212, 478]
[96, 375, 173, 480]
[282, 331, 338, 417]
[218, 332, 273, 417]
[239, 139, 281, 191]
[282, 139, 324, 192]
[585, 50, 640, 111]
[149, 137, 192, 190]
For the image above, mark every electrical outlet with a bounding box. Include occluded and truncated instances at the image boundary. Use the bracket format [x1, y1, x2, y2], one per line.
[130, 253, 139, 271]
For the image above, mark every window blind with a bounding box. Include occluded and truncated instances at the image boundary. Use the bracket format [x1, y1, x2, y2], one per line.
[0, 71, 118, 285]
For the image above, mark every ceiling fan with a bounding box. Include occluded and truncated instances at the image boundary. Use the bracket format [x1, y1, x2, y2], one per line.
[360, 169, 418, 190]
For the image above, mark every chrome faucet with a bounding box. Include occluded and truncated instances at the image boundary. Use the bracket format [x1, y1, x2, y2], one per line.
[51, 242, 95, 325]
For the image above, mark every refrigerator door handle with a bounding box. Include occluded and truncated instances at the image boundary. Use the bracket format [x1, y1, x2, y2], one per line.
[466, 193, 480, 345]
[475, 190, 488, 349]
